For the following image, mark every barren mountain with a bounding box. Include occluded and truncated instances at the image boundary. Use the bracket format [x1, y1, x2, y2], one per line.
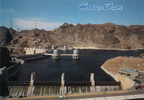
[53, 23, 144, 49]
[0, 23, 144, 55]
[9, 29, 65, 48]
[7, 29, 67, 56]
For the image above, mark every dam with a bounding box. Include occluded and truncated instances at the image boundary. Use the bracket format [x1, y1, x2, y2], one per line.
[1, 49, 144, 97]
[44, 49, 79, 60]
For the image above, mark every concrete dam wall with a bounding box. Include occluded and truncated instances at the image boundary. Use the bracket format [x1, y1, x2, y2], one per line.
[24, 47, 47, 55]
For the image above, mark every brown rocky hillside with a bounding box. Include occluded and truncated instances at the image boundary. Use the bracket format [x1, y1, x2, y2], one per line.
[9, 29, 65, 48]
[53, 23, 144, 49]
[0, 23, 144, 55]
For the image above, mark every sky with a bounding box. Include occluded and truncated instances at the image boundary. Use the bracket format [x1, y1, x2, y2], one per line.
[0, 0, 144, 30]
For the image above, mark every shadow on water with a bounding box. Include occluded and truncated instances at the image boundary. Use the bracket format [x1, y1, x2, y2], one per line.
[9, 50, 144, 82]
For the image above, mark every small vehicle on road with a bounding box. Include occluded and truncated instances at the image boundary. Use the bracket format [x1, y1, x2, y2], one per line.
[59, 95, 68, 99]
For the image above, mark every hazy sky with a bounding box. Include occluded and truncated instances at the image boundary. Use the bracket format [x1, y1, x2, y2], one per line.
[0, 0, 144, 30]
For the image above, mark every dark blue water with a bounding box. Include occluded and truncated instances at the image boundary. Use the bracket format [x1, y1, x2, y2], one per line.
[11, 50, 144, 82]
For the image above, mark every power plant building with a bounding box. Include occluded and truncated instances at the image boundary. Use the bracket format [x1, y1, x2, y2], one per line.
[119, 68, 139, 78]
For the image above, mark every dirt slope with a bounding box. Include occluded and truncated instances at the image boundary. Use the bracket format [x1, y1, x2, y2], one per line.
[102, 56, 144, 75]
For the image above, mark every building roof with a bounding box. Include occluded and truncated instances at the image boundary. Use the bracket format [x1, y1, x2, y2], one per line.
[119, 68, 137, 74]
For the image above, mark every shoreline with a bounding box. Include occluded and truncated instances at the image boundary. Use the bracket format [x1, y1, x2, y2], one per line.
[17, 54, 49, 61]
[101, 66, 119, 82]
[73, 47, 144, 51]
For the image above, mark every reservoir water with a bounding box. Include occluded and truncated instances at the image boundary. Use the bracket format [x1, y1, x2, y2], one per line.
[10, 50, 144, 82]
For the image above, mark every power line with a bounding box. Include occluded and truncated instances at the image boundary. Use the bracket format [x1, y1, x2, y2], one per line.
[10, 16, 13, 29]
[121, 57, 127, 69]
[35, 20, 37, 29]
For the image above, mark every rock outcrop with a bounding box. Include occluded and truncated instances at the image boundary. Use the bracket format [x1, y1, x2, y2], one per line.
[0, 26, 16, 46]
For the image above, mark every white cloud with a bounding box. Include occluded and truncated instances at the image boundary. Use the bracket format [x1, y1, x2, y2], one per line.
[0, 9, 14, 13]
[14, 18, 63, 30]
